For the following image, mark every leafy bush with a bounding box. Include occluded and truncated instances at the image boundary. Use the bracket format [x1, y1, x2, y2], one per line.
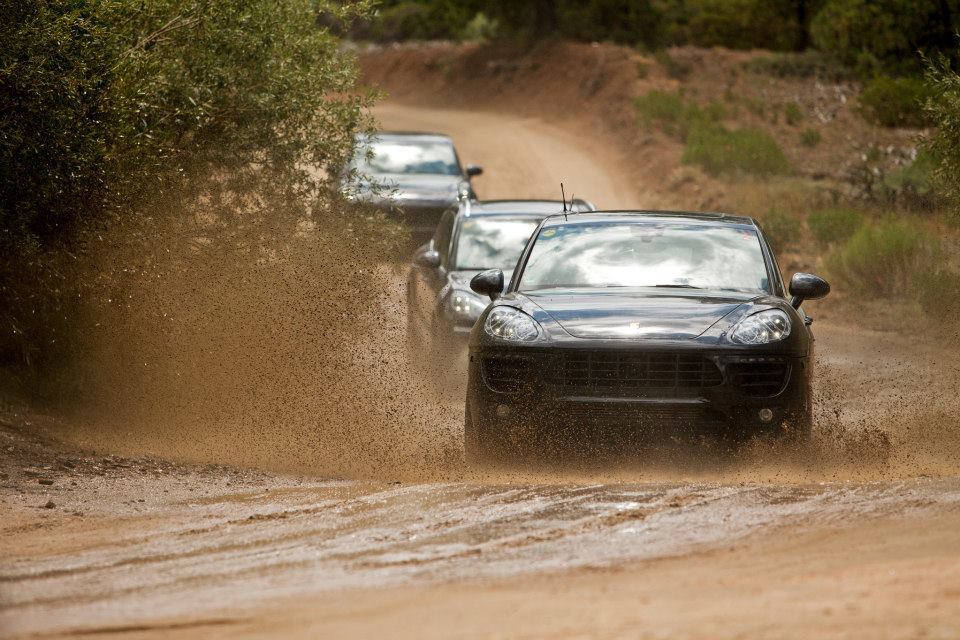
[784, 102, 803, 125]
[800, 128, 822, 147]
[635, 91, 724, 139]
[682, 124, 790, 177]
[743, 51, 850, 81]
[654, 50, 691, 80]
[884, 150, 940, 208]
[810, 0, 954, 74]
[758, 210, 802, 253]
[923, 51, 960, 216]
[859, 76, 933, 128]
[807, 208, 864, 246]
[686, 0, 801, 51]
[916, 269, 960, 321]
[557, 0, 664, 48]
[460, 11, 499, 40]
[825, 220, 934, 296]
[0, 0, 387, 393]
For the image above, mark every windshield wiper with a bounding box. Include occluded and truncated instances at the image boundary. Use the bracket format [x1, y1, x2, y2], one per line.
[652, 284, 703, 289]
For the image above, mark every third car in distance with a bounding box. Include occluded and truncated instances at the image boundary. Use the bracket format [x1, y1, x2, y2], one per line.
[465, 210, 830, 463]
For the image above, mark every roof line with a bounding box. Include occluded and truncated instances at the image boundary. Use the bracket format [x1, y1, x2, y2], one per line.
[543, 209, 733, 218]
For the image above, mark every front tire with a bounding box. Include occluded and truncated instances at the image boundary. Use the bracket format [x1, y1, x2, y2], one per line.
[464, 404, 509, 467]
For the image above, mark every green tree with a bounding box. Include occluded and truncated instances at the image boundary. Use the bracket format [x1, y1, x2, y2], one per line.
[810, 0, 957, 73]
[924, 52, 960, 215]
[0, 0, 384, 391]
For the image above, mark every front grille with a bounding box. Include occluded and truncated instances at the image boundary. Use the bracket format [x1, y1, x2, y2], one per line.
[561, 401, 717, 427]
[482, 355, 536, 394]
[551, 352, 722, 395]
[727, 362, 790, 397]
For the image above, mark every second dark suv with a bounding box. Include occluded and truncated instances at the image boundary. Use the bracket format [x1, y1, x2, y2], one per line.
[407, 199, 595, 379]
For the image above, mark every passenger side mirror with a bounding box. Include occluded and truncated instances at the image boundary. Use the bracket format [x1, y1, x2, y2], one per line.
[465, 164, 483, 178]
[789, 273, 830, 309]
[414, 249, 441, 269]
[470, 269, 504, 301]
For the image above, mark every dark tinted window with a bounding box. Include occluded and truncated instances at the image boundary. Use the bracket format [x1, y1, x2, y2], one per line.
[519, 221, 770, 293]
[455, 217, 541, 270]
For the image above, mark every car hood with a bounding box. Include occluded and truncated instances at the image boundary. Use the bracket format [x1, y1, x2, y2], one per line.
[361, 173, 464, 204]
[525, 288, 758, 340]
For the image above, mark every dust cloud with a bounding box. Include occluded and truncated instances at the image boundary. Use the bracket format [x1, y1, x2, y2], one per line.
[53, 191, 461, 482]
[45, 101, 960, 488]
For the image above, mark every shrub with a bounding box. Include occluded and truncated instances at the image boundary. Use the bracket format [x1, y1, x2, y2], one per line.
[743, 51, 850, 81]
[825, 220, 933, 296]
[859, 76, 934, 128]
[460, 11, 499, 41]
[635, 91, 724, 139]
[810, 0, 951, 73]
[654, 50, 691, 80]
[758, 210, 802, 253]
[784, 102, 803, 126]
[800, 128, 822, 147]
[0, 0, 388, 394]
[916, 269, 960, 321]
[923, 51, 960, 215]
[682, 124, 790, 177]
[807, 208, 864, 246]
[884, 150, 940, 208]
[686, 0, 800, 51]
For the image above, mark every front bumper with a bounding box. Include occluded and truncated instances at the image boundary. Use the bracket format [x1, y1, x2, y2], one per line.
[466, 346, 811, 438]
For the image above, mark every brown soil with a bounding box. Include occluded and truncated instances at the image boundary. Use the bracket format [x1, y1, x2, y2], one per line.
[2, 44, 959, 639]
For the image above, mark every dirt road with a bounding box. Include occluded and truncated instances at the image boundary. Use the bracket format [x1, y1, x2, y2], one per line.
[2, 102, 960, 639]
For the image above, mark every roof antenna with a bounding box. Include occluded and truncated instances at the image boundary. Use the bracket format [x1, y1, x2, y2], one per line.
[561, 182, 568, 221]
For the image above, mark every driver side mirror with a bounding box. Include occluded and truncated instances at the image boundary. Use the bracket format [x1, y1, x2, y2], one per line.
[414, 249, 441, 269]
[465, 164, 483, 178]
[789, 273, 830, 309]
[470, 269, 504, 301]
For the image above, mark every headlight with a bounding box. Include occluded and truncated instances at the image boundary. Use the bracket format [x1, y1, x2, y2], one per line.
[446, 291, 487, 321]
[484, 307, 541, 341]
[730, 309, 792, 344]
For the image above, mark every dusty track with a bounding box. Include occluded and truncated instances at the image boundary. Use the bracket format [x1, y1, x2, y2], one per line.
[2, 103, 960, 639]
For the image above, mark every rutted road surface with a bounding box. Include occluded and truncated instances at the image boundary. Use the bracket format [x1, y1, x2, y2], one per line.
[2, 103, 960, 639]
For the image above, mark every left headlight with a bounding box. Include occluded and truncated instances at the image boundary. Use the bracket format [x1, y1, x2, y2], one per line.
[484, 307, 542, 342]
[730, 309, 792, 344]
[446, 291, 488, 321]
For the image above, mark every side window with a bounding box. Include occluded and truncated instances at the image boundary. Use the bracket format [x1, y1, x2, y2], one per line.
[434, 210, 456, 267]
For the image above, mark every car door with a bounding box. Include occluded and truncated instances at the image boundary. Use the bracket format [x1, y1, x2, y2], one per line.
[413, 209, 455, 341]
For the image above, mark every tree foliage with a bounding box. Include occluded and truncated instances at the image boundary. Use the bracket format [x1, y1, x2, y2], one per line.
[924, 53, 960, 215]
[0, 0, 384, 391]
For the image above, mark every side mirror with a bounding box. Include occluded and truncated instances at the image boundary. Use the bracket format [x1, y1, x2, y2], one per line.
[470, 269, 504, 300]
[789, 273, 830, 309]
[465, 164, 483, 178]
[414, 249, 441, 269]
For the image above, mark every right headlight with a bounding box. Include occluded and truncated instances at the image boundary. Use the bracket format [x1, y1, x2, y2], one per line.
[730, 309, 792, 344]
[484, 307, 542, 342]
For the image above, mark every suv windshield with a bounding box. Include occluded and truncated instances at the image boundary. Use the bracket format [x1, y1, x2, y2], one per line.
[352, 139, 460, 176]
[518, 220, 770, 293]
[456, 217, 541, 271]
